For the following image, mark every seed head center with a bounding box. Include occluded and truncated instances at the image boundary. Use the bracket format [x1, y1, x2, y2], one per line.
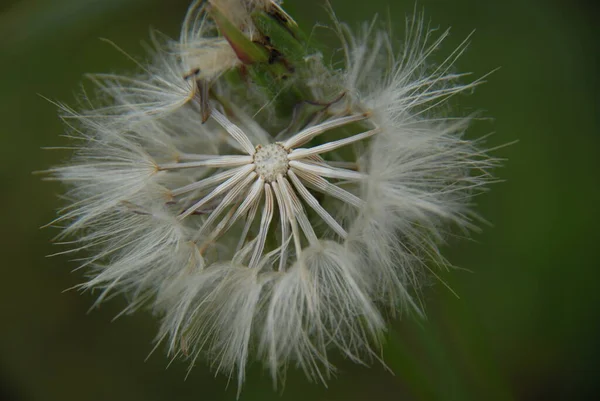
[253, 143, 289, 183]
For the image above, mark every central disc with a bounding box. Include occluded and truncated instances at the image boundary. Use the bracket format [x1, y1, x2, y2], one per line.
[254, 143, 289, 183]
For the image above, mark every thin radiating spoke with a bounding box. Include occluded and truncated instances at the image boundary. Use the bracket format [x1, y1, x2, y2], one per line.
[292, 168, 364, 208]
[300, 154, 358, 170]
[179, 164, 255, 219]
[272, 180, 302, 259]
[271, 177, 291, 271]
[197, 172, 257, 238]
[283, 113, 370, 149]
[159, 155, 252, 170]
[278, 175, 318, 246]
[288, 170, 347, 238]
[228, 177, 265, 228]
[288, 128, 381, 160]
[210, 108, 256, 156]
[325, 160, 359, 170]
[198, 202, 239, 254]
[289, 160, 366, 181]
[249, 184, 274, 268]
[171, 167, 242, 197]
[236, 196, 260, 252]
[202, 176, 264, 252]
[178, 153, 226, 161]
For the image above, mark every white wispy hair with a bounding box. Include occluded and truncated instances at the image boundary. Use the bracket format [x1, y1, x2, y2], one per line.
[81, 2, 240, 125]
[261, 241, 384, 383]
[332, 15, 496, 311]
[47, 0, 496, 393]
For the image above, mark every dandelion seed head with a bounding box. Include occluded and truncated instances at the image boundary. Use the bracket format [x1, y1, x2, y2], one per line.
[45, 0, 499, 392]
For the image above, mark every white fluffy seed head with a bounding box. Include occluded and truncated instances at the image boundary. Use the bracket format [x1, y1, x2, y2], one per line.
[47, 0, 497, 393]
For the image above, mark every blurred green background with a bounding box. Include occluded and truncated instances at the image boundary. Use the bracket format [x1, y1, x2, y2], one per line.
[1, 0, 598, 400]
